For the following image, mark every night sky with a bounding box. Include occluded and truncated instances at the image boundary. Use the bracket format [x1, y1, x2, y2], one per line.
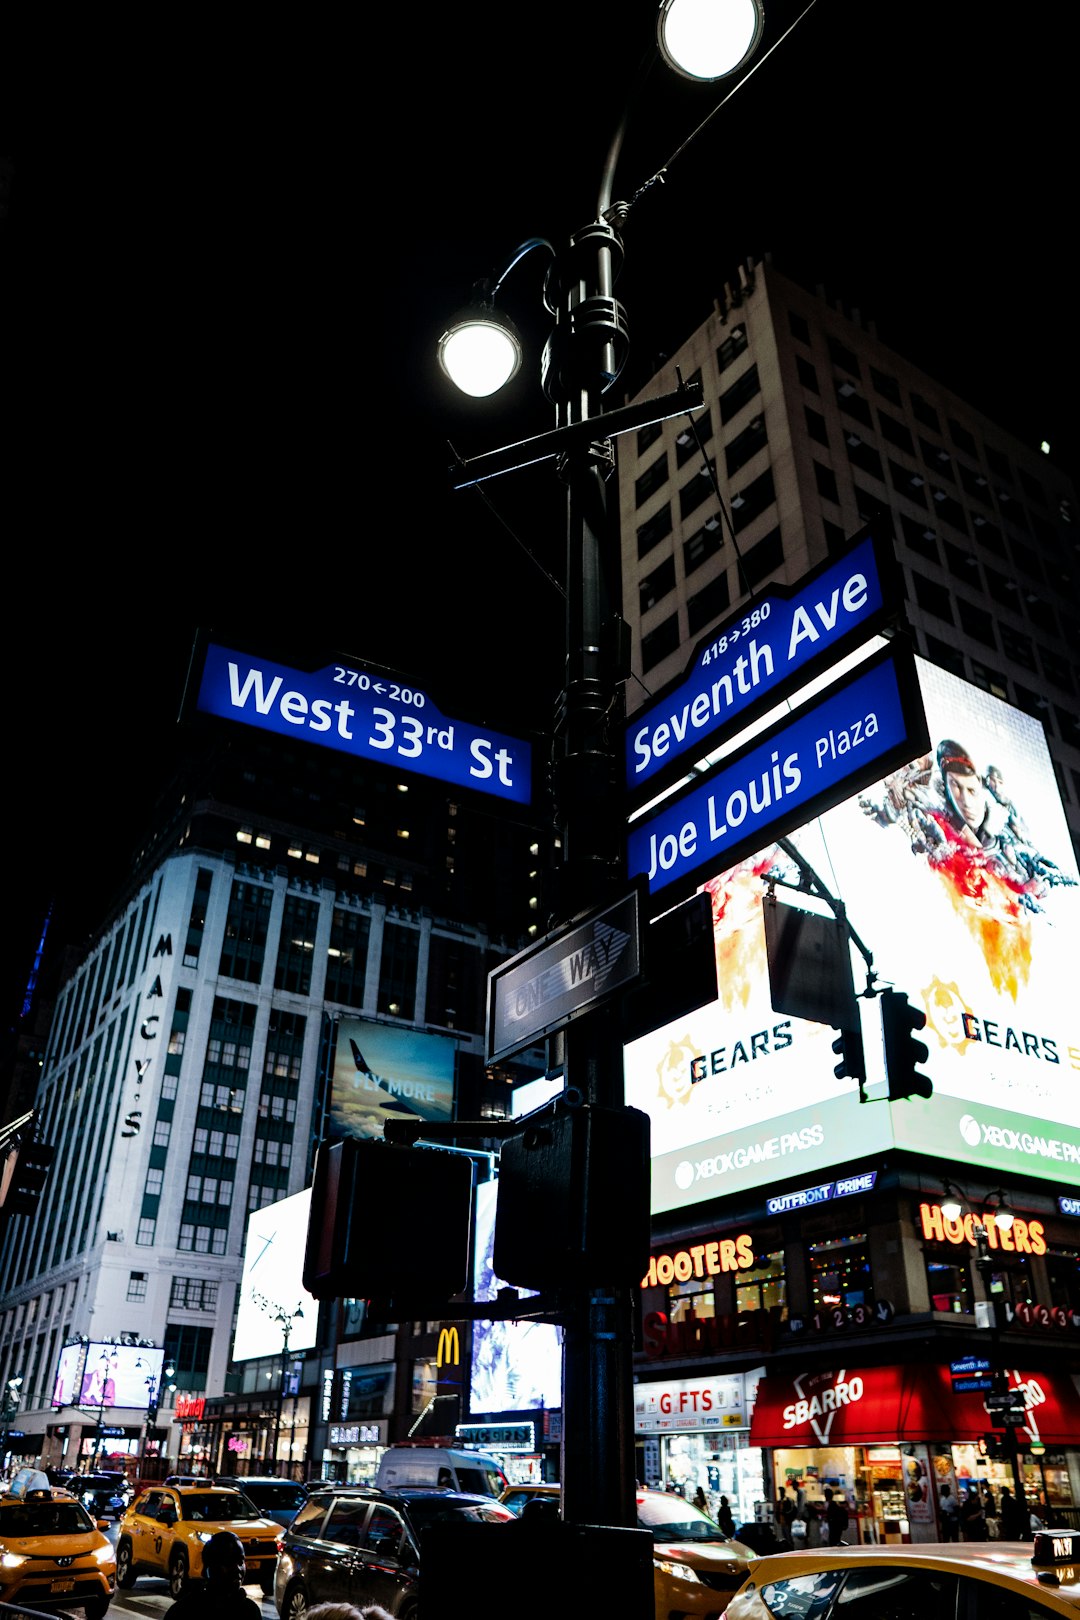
[3, 1, 1073, 1021]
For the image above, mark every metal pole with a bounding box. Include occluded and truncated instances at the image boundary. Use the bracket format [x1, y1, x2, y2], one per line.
[546, 218, 637, 1531]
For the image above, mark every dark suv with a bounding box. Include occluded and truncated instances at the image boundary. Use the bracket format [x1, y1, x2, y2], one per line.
[274, 1484, 513, 1620]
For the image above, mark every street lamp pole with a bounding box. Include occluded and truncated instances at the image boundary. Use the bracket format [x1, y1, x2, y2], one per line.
[439, 1, 772, 1530]
[253, 1294, 303, 1477]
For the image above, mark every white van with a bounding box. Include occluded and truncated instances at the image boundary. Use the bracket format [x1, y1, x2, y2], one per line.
[375, 1445, 507, 1498]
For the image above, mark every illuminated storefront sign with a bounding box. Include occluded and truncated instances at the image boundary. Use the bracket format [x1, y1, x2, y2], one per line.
[635, 1373, 750, 1432]
[329, 1423, 380, 1445]
[766, 1172, 876, 1214]
[457, 1422, 535, 1451]
[175, 1396, 205, 1420]
[918, 1202, 1047, 1253]
[641, 1234, 755, 1288]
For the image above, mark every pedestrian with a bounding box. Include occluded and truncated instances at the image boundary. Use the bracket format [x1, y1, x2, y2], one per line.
[716, 1495, 736, 1537]
[939, 1484, 960, 1542]
[959, 1487, 987, 1541]
[776, 1489, 797, 1542]
[823, 1487, 850, 1546]
[998, 1487, 1028, 1541]
[692, 1486, 710, 1515]
[163, 1531, 261, 1620]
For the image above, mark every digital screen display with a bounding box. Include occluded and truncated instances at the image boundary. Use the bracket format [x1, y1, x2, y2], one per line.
[233, 1188, 320, 1362]
[329, 1017, 456, 1142]
[625, 657, 1080, 1212]
[52, 1342, 164, 1409]
[470, 1180, 563, 1415]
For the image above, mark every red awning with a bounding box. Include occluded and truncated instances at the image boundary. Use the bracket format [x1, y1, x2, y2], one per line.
[748, 1363, 1080, 1448]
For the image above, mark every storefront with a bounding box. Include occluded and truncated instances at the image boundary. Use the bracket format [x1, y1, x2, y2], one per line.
[634, 1369, 767, 1526]
[748, 1361, 1080, 1543]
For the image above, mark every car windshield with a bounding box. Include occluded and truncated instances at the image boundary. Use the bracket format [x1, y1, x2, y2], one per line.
[180, 1492, 260, 1522]
[637, 1494, 733, 1543]
[0, 1501, 96, 1536]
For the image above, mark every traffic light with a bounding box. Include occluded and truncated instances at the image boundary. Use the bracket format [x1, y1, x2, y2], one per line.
[146, 1403, 158, 1425]
[831, 1026, 866, 1084]
[880, 989, 932, 1101]
[4, 1141, 55, 1216]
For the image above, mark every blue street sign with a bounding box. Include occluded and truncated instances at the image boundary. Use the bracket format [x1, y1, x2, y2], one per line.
[952, 1377, 994, 1393]
[625, 527, 899, 809]
[191, 640, 533, 805]
[627, 638, 928, 905]
[950, 1357, 991, 1376]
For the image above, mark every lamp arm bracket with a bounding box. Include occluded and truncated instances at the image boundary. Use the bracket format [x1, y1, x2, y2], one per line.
[449, 380, 703, 489]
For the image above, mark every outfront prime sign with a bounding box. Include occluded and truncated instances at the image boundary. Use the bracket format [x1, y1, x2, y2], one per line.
[625, 527, 898, 810]
[627, 638, 928, 906]
[190, 639, 533, 805]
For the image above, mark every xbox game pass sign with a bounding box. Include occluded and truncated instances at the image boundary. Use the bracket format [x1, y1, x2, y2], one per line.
[190, 639, 532, 805]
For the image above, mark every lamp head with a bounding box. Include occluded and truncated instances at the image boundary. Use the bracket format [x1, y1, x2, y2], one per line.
[656, 0, 765, 82]
[988, 1190, 1015, 1231]
[438, 298, 523, 397]
[941, 1183, 964, 1222]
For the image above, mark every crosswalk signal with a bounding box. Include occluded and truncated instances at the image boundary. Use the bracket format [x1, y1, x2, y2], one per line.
[4, 1141, 56, 1217]
[831, 1027, 866, 1084]
[881, 989, 932, 1101]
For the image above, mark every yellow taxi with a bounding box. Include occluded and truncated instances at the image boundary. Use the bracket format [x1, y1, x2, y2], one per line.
[725, 1527, 1080, 1618]
[499, 1483, 755, 1616]
[0, 1467, 116, 1619]
[116, 1481, 281, 1597]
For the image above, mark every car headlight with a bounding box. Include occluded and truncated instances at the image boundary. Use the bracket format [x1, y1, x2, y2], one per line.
[93, 1544, 116, 1565]
[195, 1532, 214, 1545]
[1, 1552, 29, 1571]
[655, 1556, 701, 1583]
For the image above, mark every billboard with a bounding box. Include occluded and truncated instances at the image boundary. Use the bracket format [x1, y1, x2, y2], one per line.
[470, 1180, 562, 1415]
[233, 1189, 320, 1362]
[52, 1342, 165, 1409]
[624, 657, 1080, 1213]
[329, 1018, 456, 1142]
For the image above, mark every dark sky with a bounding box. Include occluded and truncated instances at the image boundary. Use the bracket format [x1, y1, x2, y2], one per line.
[3, 1, 1074, 1021]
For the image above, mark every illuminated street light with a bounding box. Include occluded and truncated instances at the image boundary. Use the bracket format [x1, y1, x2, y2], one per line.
[657, 0, 765, 80]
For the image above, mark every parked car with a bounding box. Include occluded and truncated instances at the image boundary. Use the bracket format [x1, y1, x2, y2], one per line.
[375, 1445, 507, 1497]
[0, 1474, 116, 1619]
[274, 1482, 514, 1620]
[725, 1528, 1080, 1618]
[215, 1475, 309, 1529]
[497, 1482, 561, 1517]
[116, 1482, 281, 1596]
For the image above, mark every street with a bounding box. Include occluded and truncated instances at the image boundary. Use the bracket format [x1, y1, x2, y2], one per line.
[89, 1524, 278, 1620]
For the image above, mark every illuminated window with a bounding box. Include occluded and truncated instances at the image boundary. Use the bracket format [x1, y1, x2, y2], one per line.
[736, 1251, 787, 1318]
[925, 1248, 972, 1314]
[411, 1358, 438, 1414]
[669, 1273, 716, 1326]
[237, 827, 254, 845]
[809, 1233, 873, 1313]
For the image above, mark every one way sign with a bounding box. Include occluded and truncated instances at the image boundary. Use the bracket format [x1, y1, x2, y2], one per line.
[487, 891, 641, 1063]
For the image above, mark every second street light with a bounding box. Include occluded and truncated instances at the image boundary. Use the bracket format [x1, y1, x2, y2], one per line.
[440, 0, 769, 1533]
[253, 1292, 304, 1476]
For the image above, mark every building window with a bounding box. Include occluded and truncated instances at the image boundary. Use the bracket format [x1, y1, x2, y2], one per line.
[787, 310, 810, 346]
[635, 453, 669, 507]
[869, 365, 901, 406]
[813, 461, 839, 506]
[1045, 1248, 1080, 1314]
[796, 355, 818, 393]
[683, 520, 723, 576]
[637, 503, 673, 559]
[924, 634, 965, 678]
[925, 1249, 972, 1314]
[913, 572, 955, 623]
[127, 1271, 148, 1302]
[641, 612, 681, 673]
[911, 392, 940, 430]
[136, 1218, 156, 1246]
[718, 325, 750, 371]
[948, 418, 978, 458]
[725, 414, 768, 478]
[827, 335, 860, 377]
[377, 919, 419, 1020]
[170, 1277, 219, 1311]
[804, 406, 829, 447]
[735, 1251, 787, 1318]
[731, 466, 776, 533]
[675, 408, 712, 467]
[845, 437, 884, 482]
[218, 879, 272, 984]
[274, 892, 320, 996]
[984, 1254, 1034, 1309]
[640, 556, 676, 614]
[411, 1359, 438, 1415]
[669, 1270, 716, 1327]
[718, 363, 760, 425]
[152, 1121, 172, 1149]
[637, 420, 663, 456]
[809, 1233, 873, 1316]
[739, 525, 784, 589]
[957, 599, 996, 648]
[687, 571, 731, 636]
[835, 387, 873, 429]
[145, 1168, 164, 1197]
[879, 411, 915, 455]
[679, 463, 716, 521]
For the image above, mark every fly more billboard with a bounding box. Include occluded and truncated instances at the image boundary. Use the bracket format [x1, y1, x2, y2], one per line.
[329, 1018, 456, 1141]
[624, 657, 1080, 1214]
